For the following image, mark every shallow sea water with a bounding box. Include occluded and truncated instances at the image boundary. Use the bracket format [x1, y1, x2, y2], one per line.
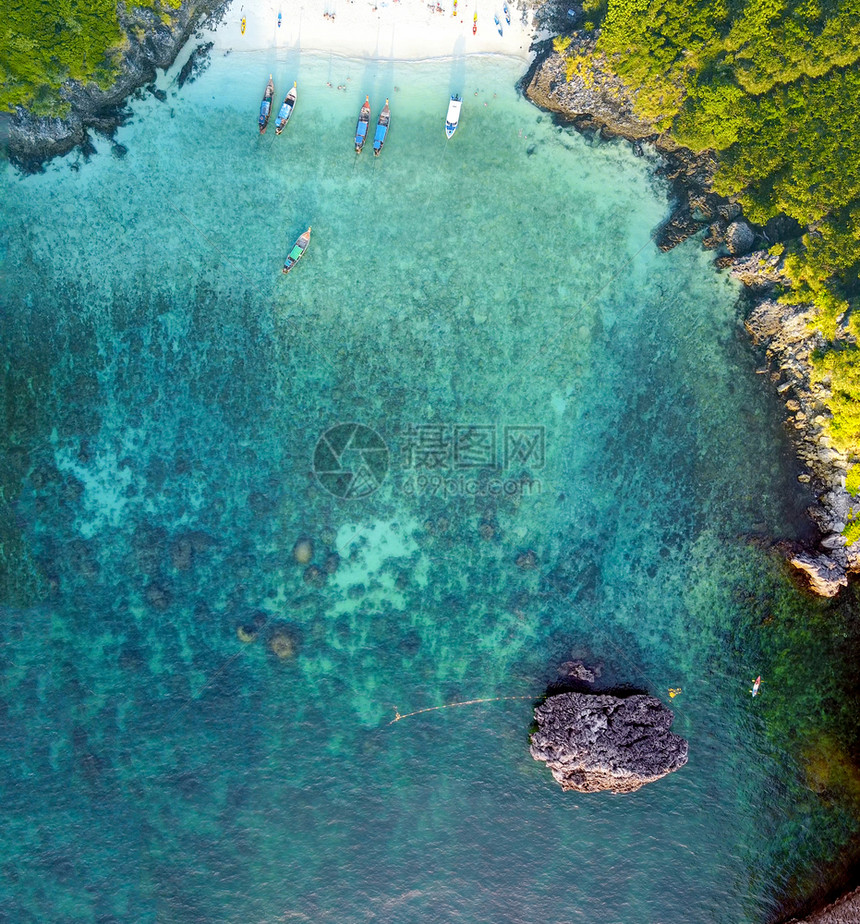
[1, 49, 860, 923]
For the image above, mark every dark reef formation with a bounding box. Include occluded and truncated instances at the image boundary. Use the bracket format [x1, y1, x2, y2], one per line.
[6, 0, 229, 172]
[522, 35, 858, 596]
[530, 692, 688, 793]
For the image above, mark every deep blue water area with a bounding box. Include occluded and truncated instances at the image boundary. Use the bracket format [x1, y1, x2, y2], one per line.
[2, 52, 860, 923]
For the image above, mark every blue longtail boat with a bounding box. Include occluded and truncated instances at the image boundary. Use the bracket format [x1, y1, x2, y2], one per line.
[373, 99, 390, 157]
[355, 96, 371, 153]
[258, 75, 275, 134]
[275, 82, 297, 135]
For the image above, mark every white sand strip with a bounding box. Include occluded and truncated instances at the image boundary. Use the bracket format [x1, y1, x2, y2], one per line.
[205, 0, 537, 61]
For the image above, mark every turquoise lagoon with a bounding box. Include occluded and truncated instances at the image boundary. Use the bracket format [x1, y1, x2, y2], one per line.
[2, 47, 860, 923]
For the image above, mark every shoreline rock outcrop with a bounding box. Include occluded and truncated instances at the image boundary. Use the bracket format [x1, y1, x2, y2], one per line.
[522, 36, 859, 595]
[530, 692, 688, 794]
[785, 885, 860, 924]
[5, 0, 229, 172]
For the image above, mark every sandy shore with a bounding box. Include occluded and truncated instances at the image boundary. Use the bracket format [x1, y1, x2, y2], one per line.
[204, 0, 538, 61]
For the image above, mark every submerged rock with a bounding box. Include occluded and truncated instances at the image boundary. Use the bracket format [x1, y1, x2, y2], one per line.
[177, 41, 214, 88]
[267, 623, 300, 660]
[559, 660, 597, 683]
[530, 692, 688, 794]
[236, 625, 257, 643]
[293, 537, 314, 565]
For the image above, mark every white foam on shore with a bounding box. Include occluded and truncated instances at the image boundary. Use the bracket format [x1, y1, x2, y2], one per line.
[201, 0, 537, 62]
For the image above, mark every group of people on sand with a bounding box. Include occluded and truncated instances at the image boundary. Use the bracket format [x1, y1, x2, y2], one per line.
[323, 10, 337, 20]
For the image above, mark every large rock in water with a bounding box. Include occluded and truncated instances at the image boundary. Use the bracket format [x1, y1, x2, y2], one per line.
[530, 693, 688, 793]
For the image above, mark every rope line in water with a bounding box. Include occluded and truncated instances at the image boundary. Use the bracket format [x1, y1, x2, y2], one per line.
[388, 694, 533, 725]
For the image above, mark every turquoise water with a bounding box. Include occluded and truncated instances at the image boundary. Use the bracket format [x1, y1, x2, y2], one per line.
[2, 49, 860, 923]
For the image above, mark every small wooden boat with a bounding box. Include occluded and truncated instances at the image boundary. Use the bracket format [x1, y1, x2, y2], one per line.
[503, 2, 510, 24]
[259, 75, 275, 134]
[283, 227, 311, 274]
[275, 82, 297, 135]
[241, 16, 246, 33]
[472, 11, 477, 33]
[750, 676, 762, 697]
[355, 96, 371, 153]
[445, 94, 462, 139]
[373, 99, 390, 156]
[495, 13, 502, 34]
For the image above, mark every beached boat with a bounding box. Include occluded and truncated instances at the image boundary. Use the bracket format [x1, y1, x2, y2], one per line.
[373, 99, 390, 157]
[355, 96, 371, 153]
[473, 11, 477, 33]
[503, 2, 510, 24]
[283, 227, 311, 274]
[445, 95, 462, 139]
[275, 82, 297, 135]
[259, 75, 275, 134]
[495, 13, 502, 34]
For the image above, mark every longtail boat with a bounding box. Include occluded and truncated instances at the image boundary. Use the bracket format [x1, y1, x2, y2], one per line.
[355, 96, 371, 153]
[283, 227, 311, 274]
[275, 82, 297, 135]
[495, 13, 502, 34]
[473, 11, 477, 33]
[503, 2, 510, 24]
[259, 75, 275, 134]
[445, 94, 462, 139]
[373, 99, 390, 157]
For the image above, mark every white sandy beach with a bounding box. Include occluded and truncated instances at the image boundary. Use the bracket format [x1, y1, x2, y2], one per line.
[204, 0, 538, 61]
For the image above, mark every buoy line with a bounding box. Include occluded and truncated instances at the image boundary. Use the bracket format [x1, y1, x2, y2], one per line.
[387, 694, 534, 725]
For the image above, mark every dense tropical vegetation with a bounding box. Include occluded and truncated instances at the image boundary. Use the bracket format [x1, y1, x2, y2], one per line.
[0, 0, 180, 116]
[561, 0, 860, 518]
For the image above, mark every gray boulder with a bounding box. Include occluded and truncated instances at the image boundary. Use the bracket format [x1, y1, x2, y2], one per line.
[726, 220, 756, 255]
[530, 692, 688, 794]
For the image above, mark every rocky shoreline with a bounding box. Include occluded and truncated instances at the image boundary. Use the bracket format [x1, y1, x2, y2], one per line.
[786, 886, 860, 924]
[522, 35, 859, 597]
[4, 0, 229, 172]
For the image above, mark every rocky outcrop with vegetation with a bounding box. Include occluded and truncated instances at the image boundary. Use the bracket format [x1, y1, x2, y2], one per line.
[3, 0, 229, 172]
[523, 31, 860, 596]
